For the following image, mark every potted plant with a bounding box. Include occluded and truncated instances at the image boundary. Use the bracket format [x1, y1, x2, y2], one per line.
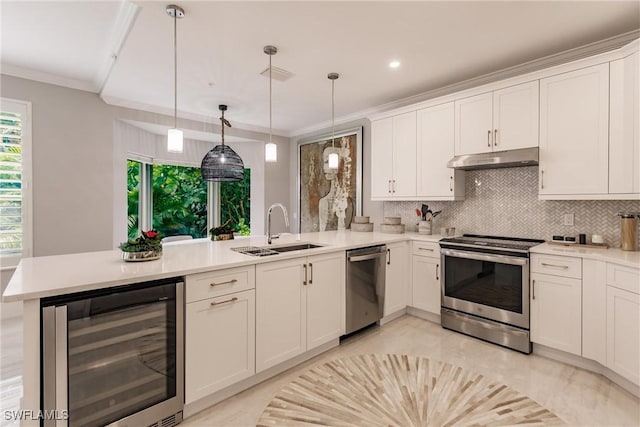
[210, 219, 235, 241]
[119, 230, 163, 261]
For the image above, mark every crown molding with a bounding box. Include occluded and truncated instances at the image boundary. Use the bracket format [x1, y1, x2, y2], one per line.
[0, 63, 97, 93]
[289, 30, 640, 137]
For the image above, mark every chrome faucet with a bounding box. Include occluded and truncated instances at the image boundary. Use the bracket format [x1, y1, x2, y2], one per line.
[267, 203, 290, 244]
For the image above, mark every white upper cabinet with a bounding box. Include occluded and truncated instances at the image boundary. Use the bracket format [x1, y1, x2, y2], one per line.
[455, 92, 493, 155]
[609, 51, 640, 196]
[371, 111, 417, 199]
[417, 102, 465, 199]
[455, 81, 539, 156]
[539, 63, 610, 197]
[492, 81, 539, 151]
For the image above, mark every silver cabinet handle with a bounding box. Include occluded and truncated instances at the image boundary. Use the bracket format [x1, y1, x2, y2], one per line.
[210, 279, 237, 287]
[487, 130, 491, 147]
[540, 170, 544, 190]
[388, 180, 392, 193]
[494, 129, 498, 146]
[387, 248, 391, 265]
[541, 262, 569, 269]
[532, 279, 535, 300]
[211, 297, 238, 307]
[418, 247, 434, 252]
[303, 263, 308, 285]
[436, 263, 439, 281]
[392, 180, 396, 193]
[449, 176, 453, 192]
[309, 263, 313, 284]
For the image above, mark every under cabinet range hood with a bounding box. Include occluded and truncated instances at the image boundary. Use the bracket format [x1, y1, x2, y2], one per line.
[447, 147, 539, 170]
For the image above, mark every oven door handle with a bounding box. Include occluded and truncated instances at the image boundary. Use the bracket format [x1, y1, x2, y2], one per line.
[441, 248, 528, 266]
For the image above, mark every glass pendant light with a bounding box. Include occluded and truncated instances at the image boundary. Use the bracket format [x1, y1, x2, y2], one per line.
[264, 45, 278, 162]
[328, 72, 340, 169]
[201, 105, 244, 182]
[166, 5, 184, 153]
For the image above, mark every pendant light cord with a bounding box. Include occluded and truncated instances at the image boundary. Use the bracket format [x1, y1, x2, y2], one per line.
[331, 77, 335, 148]
[173, 10, 178, 129]
[269, 53, 273, 143]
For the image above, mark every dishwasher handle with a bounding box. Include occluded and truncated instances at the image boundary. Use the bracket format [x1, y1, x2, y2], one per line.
[348, 253, 385, 262]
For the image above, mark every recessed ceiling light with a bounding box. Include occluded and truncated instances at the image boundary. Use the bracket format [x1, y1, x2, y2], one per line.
[389, 60, 400, 69]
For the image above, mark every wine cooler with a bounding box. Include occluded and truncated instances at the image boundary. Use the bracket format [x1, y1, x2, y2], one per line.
[41, 277, 184, 427]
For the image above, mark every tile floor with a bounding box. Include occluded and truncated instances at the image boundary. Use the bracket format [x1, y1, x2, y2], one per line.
[1, 315, 639, 426]
[182, 316, 640, 426]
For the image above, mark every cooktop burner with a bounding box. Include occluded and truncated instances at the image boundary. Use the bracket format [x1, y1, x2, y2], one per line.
[440, 234, 544, 252]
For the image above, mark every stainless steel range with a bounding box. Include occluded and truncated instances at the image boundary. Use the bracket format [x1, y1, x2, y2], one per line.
[439, 234, 544, 354]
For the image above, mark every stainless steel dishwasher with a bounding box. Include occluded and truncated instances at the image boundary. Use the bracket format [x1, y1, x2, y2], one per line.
[345, 245, 387, 335]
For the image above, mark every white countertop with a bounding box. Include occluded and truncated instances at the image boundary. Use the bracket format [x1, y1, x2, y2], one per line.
[3, 231, 443, 302]
[530, 242, 640, 269]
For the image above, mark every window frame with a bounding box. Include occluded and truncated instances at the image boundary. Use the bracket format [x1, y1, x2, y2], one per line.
[0, 98, 33, 268]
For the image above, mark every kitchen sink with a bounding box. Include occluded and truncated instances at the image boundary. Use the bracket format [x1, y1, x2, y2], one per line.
[231, 243, 323, 257]
[231, 246, 279, 257]
[269, 243, 323, 252]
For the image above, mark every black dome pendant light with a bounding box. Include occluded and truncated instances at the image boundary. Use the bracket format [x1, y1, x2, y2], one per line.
[201, 105, 244, 182]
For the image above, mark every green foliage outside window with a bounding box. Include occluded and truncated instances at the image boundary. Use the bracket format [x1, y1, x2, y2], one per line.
[221, 169, 251, 236]
[126, 161, 251, 239]
[152, 164, 208, 238]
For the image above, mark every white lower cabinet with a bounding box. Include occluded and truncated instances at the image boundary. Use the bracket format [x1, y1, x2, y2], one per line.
[384, 242, 408, 317]
[185, 289, 255, 403]
[582, 260, 607, 366]
[410, 242, 441, 315]
[606, 263, 640, 386]
[530, 272, 582, 356]
[256, 252, 345, 373]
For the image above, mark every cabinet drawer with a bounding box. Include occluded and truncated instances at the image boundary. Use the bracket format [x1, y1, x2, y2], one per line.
[607, 263, 640, 295]
[186, 266, 255, 303]
[531, 254, 581, 279]
[413, 241, 440, 257]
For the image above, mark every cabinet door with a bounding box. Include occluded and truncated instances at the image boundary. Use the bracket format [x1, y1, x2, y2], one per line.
[384, 242, 408, 316]
[454, 92, 493, 155]
[582, 260, 606, 365]
[371, 118, 394, 198]
[530, 273, 582, 355]
[607, 286, 640, 385]
[392, 111, 417, 197]
[417, 102, 460, 198]
[539, 63, 609, 196]
[493, 81, 539, 151]
[411, 255, 440, 314]
[256, 258, 306, 373]
[185, 289, 255, 403]
[306, 252, 345, 350]
[610, 52, 640, 195]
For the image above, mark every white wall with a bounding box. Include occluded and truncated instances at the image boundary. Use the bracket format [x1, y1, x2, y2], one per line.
[290, 118, 383, 233]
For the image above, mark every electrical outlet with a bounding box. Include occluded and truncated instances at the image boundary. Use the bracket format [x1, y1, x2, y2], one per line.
[563, 213, 574, 226]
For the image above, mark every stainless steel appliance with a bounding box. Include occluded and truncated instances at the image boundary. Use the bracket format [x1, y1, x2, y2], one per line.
[440, 235, 543, 353]
[41, 277, 184, 427]
[345, 245, 387, 335]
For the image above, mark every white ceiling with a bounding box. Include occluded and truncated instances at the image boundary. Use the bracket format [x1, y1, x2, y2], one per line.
[2, 1, 639, 136]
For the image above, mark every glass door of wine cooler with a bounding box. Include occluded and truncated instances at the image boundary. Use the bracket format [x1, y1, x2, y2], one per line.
[42, 278, 184, 427]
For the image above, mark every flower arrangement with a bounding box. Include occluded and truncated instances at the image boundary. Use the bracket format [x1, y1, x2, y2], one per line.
[119, 230, 163, 253]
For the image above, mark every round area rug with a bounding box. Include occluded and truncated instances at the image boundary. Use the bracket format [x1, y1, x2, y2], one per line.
[258, 354, 564, 426]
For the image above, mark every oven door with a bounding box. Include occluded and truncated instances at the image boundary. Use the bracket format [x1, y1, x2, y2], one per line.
[441, 248, 530, 329]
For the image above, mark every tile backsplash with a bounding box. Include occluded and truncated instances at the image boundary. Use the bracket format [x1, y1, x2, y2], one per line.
[383, 166, 640, 249]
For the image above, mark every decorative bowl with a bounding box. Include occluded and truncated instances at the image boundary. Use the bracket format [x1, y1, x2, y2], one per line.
[213, 233, 234, 241]
[121, 250, 162, 262]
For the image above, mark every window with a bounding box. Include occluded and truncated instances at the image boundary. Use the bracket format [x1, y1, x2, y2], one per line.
[126, 159, 250, 239]
[0, 99, 31, 265]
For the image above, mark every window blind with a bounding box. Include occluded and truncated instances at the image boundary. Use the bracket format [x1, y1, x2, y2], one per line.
[0, 111, 23, 257]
